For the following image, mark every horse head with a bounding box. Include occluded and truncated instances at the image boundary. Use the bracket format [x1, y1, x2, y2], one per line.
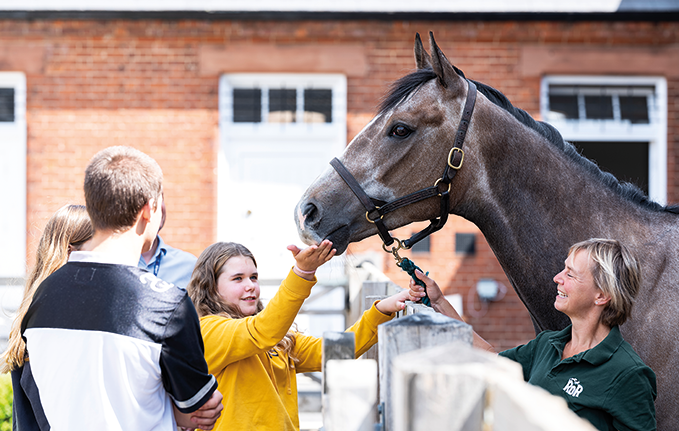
[296, 32, 484, 254]
[296, 32, 679, 429]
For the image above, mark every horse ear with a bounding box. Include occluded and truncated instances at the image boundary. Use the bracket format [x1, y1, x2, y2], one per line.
[429, 31, 463, 89]
[414, 33, 431, 69]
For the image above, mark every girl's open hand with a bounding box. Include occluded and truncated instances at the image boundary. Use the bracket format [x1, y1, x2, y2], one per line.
[288, 240, 336, 279]
[375, 289, 411, 315]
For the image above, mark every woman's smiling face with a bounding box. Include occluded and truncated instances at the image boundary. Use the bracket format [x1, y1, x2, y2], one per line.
[553, 249, 600, 318]
[217, 255, 260, 317]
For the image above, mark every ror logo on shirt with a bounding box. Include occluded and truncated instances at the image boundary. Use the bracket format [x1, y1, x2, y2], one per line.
[563, 377, 584, 398]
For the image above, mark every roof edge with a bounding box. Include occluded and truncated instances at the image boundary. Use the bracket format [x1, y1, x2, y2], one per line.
[1, 10, 679, 22]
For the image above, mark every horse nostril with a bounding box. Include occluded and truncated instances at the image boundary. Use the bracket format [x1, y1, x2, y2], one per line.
[303, 201, 318, 222]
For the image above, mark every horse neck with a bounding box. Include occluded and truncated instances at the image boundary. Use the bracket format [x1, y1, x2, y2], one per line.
[454, 110, 664, 330]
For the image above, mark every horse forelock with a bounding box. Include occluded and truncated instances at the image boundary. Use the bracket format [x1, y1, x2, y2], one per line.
[378, 68, 437, 115]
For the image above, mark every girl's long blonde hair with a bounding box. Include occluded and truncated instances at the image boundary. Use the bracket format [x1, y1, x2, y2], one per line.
[1, 205, 93, 373]
[187, 242, 298, 362]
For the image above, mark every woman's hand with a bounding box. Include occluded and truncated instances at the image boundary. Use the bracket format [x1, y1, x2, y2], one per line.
[408, 269, 444, 305]
[375, 289, 411, 315]
[288, 240, 336, 280]
[408, 270, 464, 321]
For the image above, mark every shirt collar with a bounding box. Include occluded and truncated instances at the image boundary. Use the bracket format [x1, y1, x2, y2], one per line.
[143, 235, 168, 264]
[154, 235, 168, 259]
[549, 324, 623, 366]
[69, 250, 138, 267]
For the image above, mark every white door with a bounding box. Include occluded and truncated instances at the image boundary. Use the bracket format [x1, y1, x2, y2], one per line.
[218, 74, 347, 280]
[0, 72, 26, 280]
[0, 72, 26, 350]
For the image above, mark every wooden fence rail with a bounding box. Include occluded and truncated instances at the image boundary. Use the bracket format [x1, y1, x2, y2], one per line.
[321, 279, 595, 431]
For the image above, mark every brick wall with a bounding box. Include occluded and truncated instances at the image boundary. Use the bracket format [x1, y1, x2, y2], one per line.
[3, 18, 677, 350]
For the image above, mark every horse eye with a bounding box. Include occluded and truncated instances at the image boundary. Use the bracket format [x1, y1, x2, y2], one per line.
[390, 124, 412, 138]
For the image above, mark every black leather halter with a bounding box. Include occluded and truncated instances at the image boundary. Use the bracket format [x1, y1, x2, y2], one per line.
[331, 79, 477, 250]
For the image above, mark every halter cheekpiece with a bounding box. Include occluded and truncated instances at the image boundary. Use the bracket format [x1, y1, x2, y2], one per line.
[331, 79, 478, 253]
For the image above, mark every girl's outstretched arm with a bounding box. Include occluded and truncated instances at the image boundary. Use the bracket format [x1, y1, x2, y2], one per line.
[287, 240, 336, 280]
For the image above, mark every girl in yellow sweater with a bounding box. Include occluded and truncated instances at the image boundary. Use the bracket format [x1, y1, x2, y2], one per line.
[187, 240, 409, 431]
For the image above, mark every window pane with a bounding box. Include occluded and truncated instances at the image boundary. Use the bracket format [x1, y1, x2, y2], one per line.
[233, 88, 261, 123]
[619, 96, 649, 124]
[455, 233, 475, 255]
[268, 89, 297, 123]
[410, 236, 430, 253]
[584, 95, 613, 120]
[548, 95, 579, 119]
[0, 88, 14, 122]
[304, 89, 332, 123]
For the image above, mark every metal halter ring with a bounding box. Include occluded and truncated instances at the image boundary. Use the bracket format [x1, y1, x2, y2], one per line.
[434, 178, 452, 195]
[365, 207, 383, 224]
[448, 147, 465, 170]
[382, 237, 403, 254]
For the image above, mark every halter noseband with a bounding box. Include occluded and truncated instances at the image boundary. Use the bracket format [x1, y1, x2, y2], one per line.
[330, 79, 477, 251]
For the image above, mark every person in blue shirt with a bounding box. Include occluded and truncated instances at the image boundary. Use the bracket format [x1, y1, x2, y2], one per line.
[408, 238, 656, 431]
[138, 197, 198, 287]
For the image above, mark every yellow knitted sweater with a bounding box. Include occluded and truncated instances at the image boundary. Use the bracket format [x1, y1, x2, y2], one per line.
[199, 268, 394, 431]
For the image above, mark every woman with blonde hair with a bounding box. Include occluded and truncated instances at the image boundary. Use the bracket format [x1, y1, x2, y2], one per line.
[2, 204, 93, 429]
[188, 240, 409, 431]
[408, 238, 656, 431]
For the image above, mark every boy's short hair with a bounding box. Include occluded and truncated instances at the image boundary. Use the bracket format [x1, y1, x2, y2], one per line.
[84, 146, 163, 232]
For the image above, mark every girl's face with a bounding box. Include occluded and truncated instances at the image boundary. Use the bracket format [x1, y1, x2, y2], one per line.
[217, 255, 260, 317]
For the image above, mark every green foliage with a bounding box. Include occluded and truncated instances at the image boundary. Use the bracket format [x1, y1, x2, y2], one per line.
[0, 373, 12, 431]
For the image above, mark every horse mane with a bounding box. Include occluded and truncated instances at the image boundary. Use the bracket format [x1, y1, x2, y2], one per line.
[379, 68, 679, 214]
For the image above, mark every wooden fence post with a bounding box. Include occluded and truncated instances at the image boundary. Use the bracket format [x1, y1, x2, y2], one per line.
[378, 313, 473, 431]
[391, 342, 597, 431]
[322, 332, 355, 394]
[321, 332, 354, 429]
[324, 359, 379, 431]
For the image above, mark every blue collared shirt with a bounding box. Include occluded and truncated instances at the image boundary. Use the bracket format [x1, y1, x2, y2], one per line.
[138, 236, 198, 288]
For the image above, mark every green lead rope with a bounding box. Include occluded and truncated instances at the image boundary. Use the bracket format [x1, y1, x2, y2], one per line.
[396, 257, 431, 307]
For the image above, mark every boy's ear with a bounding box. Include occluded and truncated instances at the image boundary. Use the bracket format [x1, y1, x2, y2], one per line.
[140, 199, 155, 222]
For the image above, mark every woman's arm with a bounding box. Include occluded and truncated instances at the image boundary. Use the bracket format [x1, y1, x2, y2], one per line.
[408, 270, 495, 353]
[607, 365, 657, 431]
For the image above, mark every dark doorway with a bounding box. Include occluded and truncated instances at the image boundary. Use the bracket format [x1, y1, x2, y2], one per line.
[572, 141, 649, 195]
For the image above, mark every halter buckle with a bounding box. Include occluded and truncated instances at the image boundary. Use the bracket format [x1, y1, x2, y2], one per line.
[448, 147, 465, 170]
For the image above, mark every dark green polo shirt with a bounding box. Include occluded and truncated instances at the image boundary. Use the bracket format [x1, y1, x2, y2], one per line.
[500, 325, 656, 431]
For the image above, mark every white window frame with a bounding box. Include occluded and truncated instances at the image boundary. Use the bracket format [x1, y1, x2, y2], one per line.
[0, 72, 26, 280]
[219, 73, 347, 145]
[216, 72, 347, 265]
[217, 73, 349, 338]
[541, 76, 667, 204]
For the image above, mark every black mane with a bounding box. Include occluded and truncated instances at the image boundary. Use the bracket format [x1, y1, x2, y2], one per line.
[379, 67, 679, 214]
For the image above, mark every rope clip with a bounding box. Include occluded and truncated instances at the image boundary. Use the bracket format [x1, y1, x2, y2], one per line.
[382, 238, 404, 264]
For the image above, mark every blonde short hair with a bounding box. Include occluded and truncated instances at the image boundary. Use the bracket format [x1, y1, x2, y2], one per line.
[569, 238, 640, 327]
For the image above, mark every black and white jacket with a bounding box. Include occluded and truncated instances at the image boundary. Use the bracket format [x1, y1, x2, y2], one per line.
[18, 252, 217, 431]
